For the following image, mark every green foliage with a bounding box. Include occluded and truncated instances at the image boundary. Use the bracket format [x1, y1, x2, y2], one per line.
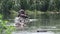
[0, 0, 60, 19]
[0, 14, 3, 19]
[0, 20, 15, 34]
[0, 14, 15, 34]
[0, 0, 60, 30]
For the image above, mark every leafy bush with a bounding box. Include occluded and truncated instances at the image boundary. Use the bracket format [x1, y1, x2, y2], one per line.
[0, 14, 15, 34]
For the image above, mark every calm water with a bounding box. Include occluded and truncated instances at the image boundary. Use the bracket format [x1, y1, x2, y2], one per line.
[12, 31, 55, 34]
[8, 16, 60, 34]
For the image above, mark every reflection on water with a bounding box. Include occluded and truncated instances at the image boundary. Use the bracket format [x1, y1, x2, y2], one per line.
[12, 31, 55, 34]
[11, 26, 60, 34]
[8, 14, 60, 34]
[11, 26, 55, 34]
